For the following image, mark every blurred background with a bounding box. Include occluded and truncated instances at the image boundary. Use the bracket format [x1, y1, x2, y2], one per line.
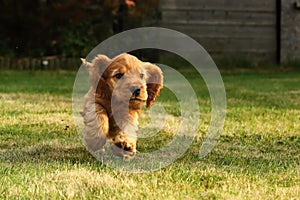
[0, 0, 299, 69]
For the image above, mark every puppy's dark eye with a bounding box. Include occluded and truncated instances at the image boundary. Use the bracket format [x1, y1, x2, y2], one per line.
[115, 73, 124, 79]
[140, 74, 145, 79]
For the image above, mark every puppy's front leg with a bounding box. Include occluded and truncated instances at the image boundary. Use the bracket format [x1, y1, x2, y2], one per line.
[109, 119, 138, 160]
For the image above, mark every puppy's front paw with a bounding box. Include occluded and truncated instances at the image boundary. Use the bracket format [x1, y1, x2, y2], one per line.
[110, 136, 137, 160]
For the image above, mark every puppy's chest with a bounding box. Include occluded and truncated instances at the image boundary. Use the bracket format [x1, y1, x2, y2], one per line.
[109, 111, 139, 134]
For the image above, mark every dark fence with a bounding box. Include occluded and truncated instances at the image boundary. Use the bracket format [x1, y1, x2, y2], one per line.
[0, 56, 81, 70]
[160, 0, 278, 63]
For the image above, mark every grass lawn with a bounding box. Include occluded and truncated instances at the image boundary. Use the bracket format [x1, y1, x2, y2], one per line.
[0, 69, 299, 199]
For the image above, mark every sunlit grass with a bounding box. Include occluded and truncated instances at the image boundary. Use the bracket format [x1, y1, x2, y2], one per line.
[0, 70, 299, 199]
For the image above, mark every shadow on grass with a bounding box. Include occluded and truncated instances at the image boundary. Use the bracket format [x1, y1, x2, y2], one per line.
[188, 134, 300, 176]
[0, 140, 97, 165]
[0, 134, 299, 177]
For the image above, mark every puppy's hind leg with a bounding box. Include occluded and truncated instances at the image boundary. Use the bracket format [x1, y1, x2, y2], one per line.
[82, 97, 109, 153]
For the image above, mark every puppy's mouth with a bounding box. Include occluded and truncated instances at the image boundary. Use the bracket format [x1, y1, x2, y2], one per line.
[130, 97, 146, 102]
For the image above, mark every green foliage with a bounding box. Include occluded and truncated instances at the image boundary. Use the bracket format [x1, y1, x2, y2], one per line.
[0, 0, 160, 58]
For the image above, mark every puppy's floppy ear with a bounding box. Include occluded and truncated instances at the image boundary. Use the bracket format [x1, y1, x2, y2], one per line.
[144, 63, 163, 108]
[81, 55, 111, 88]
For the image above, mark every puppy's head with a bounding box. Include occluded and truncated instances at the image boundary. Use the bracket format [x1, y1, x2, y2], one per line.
[102, 54, 148, 106]
[84, 53, 163, 108]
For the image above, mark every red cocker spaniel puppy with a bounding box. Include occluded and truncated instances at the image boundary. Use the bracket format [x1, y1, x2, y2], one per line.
[81, 53, 163, 160]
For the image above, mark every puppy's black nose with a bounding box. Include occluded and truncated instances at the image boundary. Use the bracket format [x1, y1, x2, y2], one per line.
[130, 86, 140, 96]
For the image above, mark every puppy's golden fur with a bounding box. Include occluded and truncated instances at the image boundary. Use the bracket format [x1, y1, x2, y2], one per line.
[81, 53, 163, 159]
